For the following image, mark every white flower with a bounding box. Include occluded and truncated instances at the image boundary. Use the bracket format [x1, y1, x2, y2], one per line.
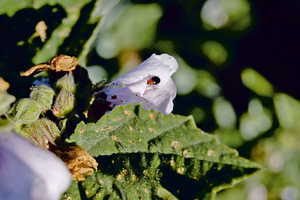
[0, 132, 72, 200]
[101, 53, 178, 114]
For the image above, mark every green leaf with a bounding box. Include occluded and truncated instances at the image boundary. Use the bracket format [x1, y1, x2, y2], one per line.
[68, 104, 261, 199]
[0, 0, 32, 16]
[0, 91, 16, 115]
[0, 92, 15, 132]
[61, 181, 81, 200]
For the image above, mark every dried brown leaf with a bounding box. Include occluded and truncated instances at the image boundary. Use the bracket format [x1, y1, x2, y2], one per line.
[28, 21, 48, 43]
[50, 144, 98, 181]
[35, 21, 47, 42]
[49, 55, 78, 72]
[20, 55, 78, 76]
[0, 78, 9, 92]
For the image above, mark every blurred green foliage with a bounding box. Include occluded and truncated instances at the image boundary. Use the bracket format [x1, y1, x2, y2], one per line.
[0, 0, 299, 199]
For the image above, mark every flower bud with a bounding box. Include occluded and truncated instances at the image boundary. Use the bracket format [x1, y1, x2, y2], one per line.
[53, 89, 75, 118]
[18, 118, 61, 149]
[30, 84, 55, 111]
[55, 71, 76, 94]
[6, 98, 41, 126]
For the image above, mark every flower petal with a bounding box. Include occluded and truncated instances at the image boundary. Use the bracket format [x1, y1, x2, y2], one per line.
[96, 53, 178, 115]
[108, 53, 177, 89]
[155, 78, 177, 100]
[0, 132, 71, 200]
[155, 53, 178, 75]
[142, 89, 173, 114]
[123, 89, 173, 115]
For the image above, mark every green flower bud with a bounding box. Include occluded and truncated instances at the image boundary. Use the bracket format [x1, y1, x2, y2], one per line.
[6, 98, 41, 126]
[55, 71, 76, 94]
[53, 89, 75, 118]
[30, 84, 55, 111]
[19, 118, 61, 149]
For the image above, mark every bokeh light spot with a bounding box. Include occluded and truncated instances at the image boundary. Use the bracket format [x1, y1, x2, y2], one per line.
[240, 98, 272, 140]
[241, 68, 274, 97]
[87, 65, 107, 84]
[274, 93, 300, 130]
[202, 41, 228, 65]
[213, 97, 236, 128]
[190, 107, 206, 123]
[172, 56, 197, 95]
[195, 70, 221, 98]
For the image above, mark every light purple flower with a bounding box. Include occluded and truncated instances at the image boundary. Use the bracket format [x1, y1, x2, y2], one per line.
[0, 132, 71, 200]
[102, 53, 178, 114]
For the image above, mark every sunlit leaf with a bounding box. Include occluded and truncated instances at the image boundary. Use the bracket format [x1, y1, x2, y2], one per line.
[67, 104, 261, 199]
[32, 0, 94, 64]
[61, 181, 81, 200]
[0, 92, 15, 116]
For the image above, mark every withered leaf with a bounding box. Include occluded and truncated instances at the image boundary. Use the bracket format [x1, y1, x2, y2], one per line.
[20, 55, 78, 76]
[0, 77, 10, 92]
[50, 145, 98, 181]
[35, 21, 47, 42]
[28, 21, 48, 43]
[49, 54, 78, 72]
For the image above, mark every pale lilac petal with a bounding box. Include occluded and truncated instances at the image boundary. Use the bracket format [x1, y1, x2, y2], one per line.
[155, 54, 178, 75]
[108, 54, 169, 85]
[98, 53, 178, 115]
[103, 83, 146, 105]
[123, 89, 173, 115]
[108, 53, 177, 89]
[142, 89, 173, 114]
[0, 132, 72, 200]
[122, 94, 149, 107]
[158, 78, 177, 100]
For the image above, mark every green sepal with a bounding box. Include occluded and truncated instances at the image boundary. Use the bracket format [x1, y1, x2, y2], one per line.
[6, 98, 41, 126]
[55, 71, 76, 94]
[18, 118, 61, 148]
[30, 84, 55, 111]
[53, 89, 75, 118]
